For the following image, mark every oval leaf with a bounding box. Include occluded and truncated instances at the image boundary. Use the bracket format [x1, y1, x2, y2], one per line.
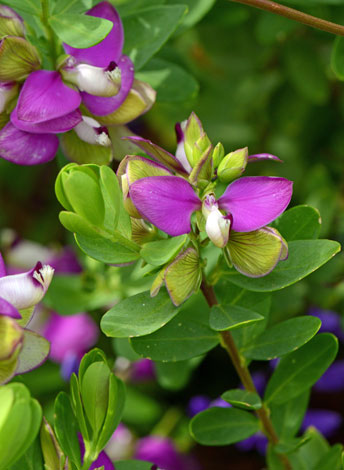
[190, 407, 259, 445]
[241, 316, 321, 360]
[209, 304, 264, 331]
[221, 389, 262, 411]
[265, 333, 338, 405]
[101, 289, 179, 338]
[273, 205, 321, 241]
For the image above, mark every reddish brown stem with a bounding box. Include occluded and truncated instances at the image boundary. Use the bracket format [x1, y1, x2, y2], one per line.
[230, 0, 344, 36]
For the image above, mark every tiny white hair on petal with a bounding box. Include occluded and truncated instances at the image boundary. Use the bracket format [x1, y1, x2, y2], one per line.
[32, 264, 54, 290]
[96, 131, 111, 147]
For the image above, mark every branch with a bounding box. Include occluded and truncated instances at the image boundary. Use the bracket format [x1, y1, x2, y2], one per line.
[230, 0, 344, 36]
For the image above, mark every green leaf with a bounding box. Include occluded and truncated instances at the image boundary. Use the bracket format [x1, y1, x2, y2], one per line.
[70, 374, 89, 441]
[155, 357, 202, 390]
[60, 130, 112, 166]
[81, 362, 110, 438]
[101, 289, 180, 338]
[75, 232, 140, 265]
[291, 427, 329, 470]
[209, 304, 264, 331]
[1, 0, 40, 15]
[314, 444, 343, 470]
[52, 0, 87, 15]
[131, 294, 219, 361]
[136, 58, 199, 102]
[8, 437, 43, 470]
[265, 333, 338, 404]
[99, 166, 121, 233]
[49, 14, 113, 48]
[170, 0, 216, 31]
[190, 407, 259, 445]
[332, 36, 344, 80]
[116, 461, 155, 470]
[140, 235, 187, 266]
[271, 390, 310, 440]
[273, 205, 321, 241]
[221, 389, 262, 411]
[222, 240, 341, 292]
[122, 5, 187, 69]
[241, 316, 321, 360]
[54, 392, 81, 467]
[78, 349, 107, 382]
[275, 435, 311, 455]
[97, 376, 126, 452]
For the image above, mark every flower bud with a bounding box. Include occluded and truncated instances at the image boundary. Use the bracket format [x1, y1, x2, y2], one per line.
[0, 6, 25, 38]
[202, 194, 231, 248]
[61, 57, 121, 97]
[212, 142, 225, 168]
[0, 36, 40, 82]
[0, 81, 18, 113]
[184, 112, 203, 167]
[175, 120, 192, 173]
[217, 147, 248, 183]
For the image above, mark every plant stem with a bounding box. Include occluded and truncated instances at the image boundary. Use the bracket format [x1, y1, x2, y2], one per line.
[200, 278, 292, 470]
[229, 0, 344, 36]
[40, 0, 57, 67]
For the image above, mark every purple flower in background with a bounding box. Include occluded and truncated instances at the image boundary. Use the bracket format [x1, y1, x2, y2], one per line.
[314, 360, 344, 393]
[135, 436, 199, 470]
[187, 395, 212, 417]
[131, 359, 156, 382]
[79, 435, 115, 470]
[301, 409, 342, 438]
[0, 253, 54, 319]
[308, 307, 344, 341]
[43, 312, 98, 364]
[236, 432, 268, 455]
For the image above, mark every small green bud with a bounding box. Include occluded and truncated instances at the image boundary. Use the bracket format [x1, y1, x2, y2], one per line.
[212, 142, 225, 168]
[192, 133, 212, 165]
[184, 112, 204, 167]
[217, 147, 248, 183]
[0, 36, 40, 82]
[0, 6, 25, 38]
[40, 418, 64, 470]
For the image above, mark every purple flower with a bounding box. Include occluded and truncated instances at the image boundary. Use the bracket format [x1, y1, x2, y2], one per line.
[43, 312, 98, 363]
[135, 436, 198, 470]
[131, 359, 156, 382]
[187, 395, 212, 417]
[314, 360, 344, 393]
[0, 253, 54, 319]
[301, 409, 342, 438]
[308, 307, 344, 341]
[236, 432, 268, 455]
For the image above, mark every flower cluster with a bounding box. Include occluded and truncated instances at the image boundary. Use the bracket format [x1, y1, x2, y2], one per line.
[0, 2, 155, 165]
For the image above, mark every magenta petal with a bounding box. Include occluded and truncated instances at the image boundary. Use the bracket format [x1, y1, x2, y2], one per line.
[0, 297, 21, 319]
[16, 70, 81, 123]
[248, 153, 283, 163]
[81, 55, 134, 115]
[11, 107, 82, 134]
[130, 176, 201, 236]
[218, 176, 293, 232]
[0, 253, 6, 278]
[0, 122, 58, 165]
[64, 2, 123, 67]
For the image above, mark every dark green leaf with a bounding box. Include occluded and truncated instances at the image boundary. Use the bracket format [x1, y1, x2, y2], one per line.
[101, 289, 179, 338]
[54, 392, 81, 467]
[136, 58, 199, 102]
[116, 461, 155, 470]
[271, 390, 310, 439]
[1, 0, 40, 15]
[131, 294, 219, 361]
[265, 334, 338, 404]
[221, 389, 262, 410]
[209, 304, 264, 331]
[155, 357, 202, 390]
[222, 240, 341, 292]
[49, 14, 112, 48]
[190, 407, 259, 445]
[242, 316, 321, 360]
[122, 5, 187, 69]
[273, 205, 321, 241]
[314, 444, 343, 470]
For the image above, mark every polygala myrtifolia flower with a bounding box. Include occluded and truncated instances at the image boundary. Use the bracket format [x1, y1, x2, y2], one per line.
[0, 253, 54, 383]
[119, 112, 292, 282]
[0, 2, 155, 165]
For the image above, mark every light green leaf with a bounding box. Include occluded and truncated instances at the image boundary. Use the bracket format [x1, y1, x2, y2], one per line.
[190, 407, 259, 445]
[155, 357, 202, 390]
[16, 330, 50, 374]
[116, 461, 155, 470]
[273, 205, 321, 241]
[314, 444, 343, 470]
[49, 14, 112, 48]
[332, 36, 344, 80]
[122, 5, 187, 69]
[265, 333, 338, 404]
[242, 316, 321, 360]
[209, 304, 264, 331]
[223, 240, 341, 292]
[140, 235, 187, 266]
[52, 0, 87, 15]
[221, 389, 262, 410]
[101, 289, 179, 338]
[60, 131, 112, 166]
[1, 0, 40, 15]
